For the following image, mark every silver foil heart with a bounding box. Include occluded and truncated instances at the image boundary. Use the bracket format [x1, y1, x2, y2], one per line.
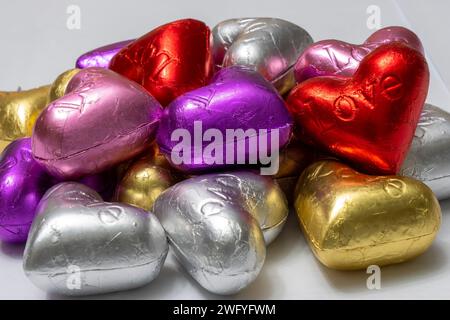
[23, 182, 168, 296]
[153, 172, 282, 295]
[401, 104, 450, 199]
[212, 18, 313, 94]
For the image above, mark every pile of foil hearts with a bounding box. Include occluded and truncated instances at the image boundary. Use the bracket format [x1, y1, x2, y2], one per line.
[0, 18, 446, 296]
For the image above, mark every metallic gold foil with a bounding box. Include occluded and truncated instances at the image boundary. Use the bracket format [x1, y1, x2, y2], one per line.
[0, 85, 50, 152]
[294, 161, 441, 270]
[48, 68, 80, 102]
[115, 155, 176, 211]
[0, 68, 80, 152]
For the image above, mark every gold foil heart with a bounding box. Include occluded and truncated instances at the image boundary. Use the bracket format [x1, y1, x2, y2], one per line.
[115, 154, 177, 211]
[294, 160, 441, 270]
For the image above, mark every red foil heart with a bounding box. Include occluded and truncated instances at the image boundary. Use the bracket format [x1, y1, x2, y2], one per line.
[287, 43, 429, 175]
[109, 19, 213, 106]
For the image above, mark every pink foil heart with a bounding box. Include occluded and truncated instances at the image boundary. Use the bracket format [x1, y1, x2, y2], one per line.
[32, 68, 163, 179]
[294, 26, 424, 83]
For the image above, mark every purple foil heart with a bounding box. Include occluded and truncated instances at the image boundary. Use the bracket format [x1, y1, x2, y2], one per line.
[0, 138, 118, 243]
[0, 138, 52, 243]
[75, 39, 134, 69]
[32, 68, 162, 179]
[294, 26, 424, 83]
[157, 66, 292, 173]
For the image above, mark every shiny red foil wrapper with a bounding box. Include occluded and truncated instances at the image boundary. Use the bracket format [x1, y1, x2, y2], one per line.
[287, 43, 429, 175]
[109, 19, 213, 106]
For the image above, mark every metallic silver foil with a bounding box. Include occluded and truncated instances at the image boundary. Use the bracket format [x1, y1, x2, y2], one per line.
[212, 18, 313, 94]
[401, 104, 450, 199]
[23, 182, 168, 296]
[153, 172, 276, 295]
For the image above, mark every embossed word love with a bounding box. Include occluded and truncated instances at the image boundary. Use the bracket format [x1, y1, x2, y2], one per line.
[287, 43, 429, 175]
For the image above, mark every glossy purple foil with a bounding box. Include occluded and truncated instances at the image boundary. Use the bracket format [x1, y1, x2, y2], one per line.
[75, 39, 134, 69]
[157, 66, 293, 172]
[32, 68, 163, 179]
[0, 138, 52, 243]
[294, 26, 424, 83]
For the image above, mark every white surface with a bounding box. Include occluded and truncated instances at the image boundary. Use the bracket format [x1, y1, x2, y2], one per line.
[1, 0, 450, 299]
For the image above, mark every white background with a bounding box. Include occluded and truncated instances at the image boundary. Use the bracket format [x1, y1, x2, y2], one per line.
[1, 0, 450, 299]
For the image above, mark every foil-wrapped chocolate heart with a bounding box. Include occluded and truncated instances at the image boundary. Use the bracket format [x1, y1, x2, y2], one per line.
[23, 182, 168, 296]
[153, 171, 287, 294]
[0, 138, 53, 243]
[110, 19, 213, 106]
[287, 43, 429, 175]
[115, 155, 177, 211]
[213, 18, 313, 94]
[32, 68, 163, 179]
[294, 161, 441, 270]
[157, 66, 292, 174]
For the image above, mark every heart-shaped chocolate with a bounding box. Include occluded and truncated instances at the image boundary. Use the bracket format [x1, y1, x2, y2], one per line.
[294, 161, 441, 270]
[109, 19, 213, 106]
[287, 43, 429, 175]
[153, 171, 287, 294]
[76, 39, 134, 69]
[0, 85, 50, 152]
[212, 18, 313, 94]
[294, 26, 423, 83]
[0, 138, 53, 243]
[32, 68, 163, 179]
[401, 104, 450, 199]
[157, 66, 292, 173]
[23, 182, 168, 296]
[115, 155, 177, 211]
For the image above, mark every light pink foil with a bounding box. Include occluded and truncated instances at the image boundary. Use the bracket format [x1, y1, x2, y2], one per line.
[32, 68, 162, 179]
[294, 26, 424, 83]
